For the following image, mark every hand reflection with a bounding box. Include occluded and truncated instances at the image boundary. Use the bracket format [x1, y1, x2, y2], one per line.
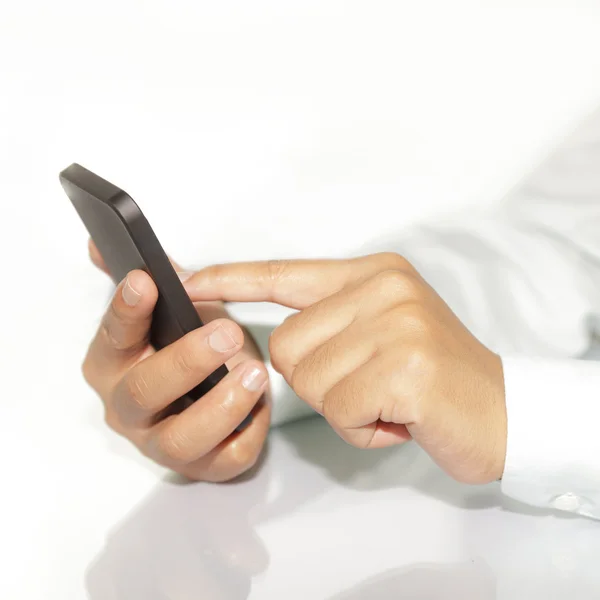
[84, 417, 600, 600]
[85, 424, 334, 600]
[86, 472, 268, 600]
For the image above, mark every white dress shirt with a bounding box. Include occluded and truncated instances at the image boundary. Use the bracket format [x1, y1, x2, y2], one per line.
[253, 105, 600, 520]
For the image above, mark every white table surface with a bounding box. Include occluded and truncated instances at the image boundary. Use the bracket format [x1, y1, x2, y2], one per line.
[2, 1, 600, 598]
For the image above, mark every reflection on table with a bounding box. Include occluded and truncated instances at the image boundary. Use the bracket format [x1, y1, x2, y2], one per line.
[86, 418, 600, 600]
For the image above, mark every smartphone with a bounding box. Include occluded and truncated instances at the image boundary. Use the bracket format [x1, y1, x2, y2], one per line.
[59, 163, 229, 415]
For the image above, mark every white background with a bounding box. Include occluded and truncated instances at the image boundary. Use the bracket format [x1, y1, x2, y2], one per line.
[2, 1, 600, 598]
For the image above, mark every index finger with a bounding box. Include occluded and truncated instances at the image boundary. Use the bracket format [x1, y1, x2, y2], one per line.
[183, 253, 409, 309]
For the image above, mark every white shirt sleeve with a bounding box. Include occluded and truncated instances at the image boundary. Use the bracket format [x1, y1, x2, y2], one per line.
[500, 356, 600, 519]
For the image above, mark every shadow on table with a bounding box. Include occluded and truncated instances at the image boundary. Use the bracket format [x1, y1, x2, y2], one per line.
[328, 561, 496, 599]
[279, 416, 555, 517]
[85, 416, 600, 600]
[83, 417, 486, 600]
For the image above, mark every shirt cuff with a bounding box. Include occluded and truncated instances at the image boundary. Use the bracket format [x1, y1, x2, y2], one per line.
[500, 356, 600, 519]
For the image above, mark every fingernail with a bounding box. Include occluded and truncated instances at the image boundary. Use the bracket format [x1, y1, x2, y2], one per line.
[208, 326, 238, 352]
[177, 271, 194, 284]
[241, 366, 267, 392]
[122, 277, 141, 306]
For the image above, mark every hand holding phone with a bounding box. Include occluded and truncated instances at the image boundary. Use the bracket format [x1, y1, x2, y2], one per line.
[61, 165, 271, 480]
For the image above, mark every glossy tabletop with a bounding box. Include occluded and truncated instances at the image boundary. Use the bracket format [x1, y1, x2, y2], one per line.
[2, 2, 600, 598]
[85, 418, 600, 599]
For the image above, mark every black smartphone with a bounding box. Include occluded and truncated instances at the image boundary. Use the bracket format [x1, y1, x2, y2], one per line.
[59, 163, 228, 413]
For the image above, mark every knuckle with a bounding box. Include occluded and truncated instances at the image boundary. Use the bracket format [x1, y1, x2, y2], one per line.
[374, 303, 431, 340]
[199, 263, 222, 286]
[371, 269, 409, 295]
[122, 372, 154, 413]
[157, 426, 193, 463]
[373, 251, 415, 272]
[172, 337, 201, 377]
[103, 302, 125, 339]
[369, 268, 424, 301]
[268, 328, 289, 373]
[291, 351, 326, 404]
[266, 259, 291, 285]
[290, 362, 311, 401]
[322, 387, 348, 427]
[227, 437, 260, 473]
[99, 306, 142, 352]
[99, 316, 120, 349]
[404, 343, 436, 377]
[400, 272, 424, 298]
[397, 303, 431, 335]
